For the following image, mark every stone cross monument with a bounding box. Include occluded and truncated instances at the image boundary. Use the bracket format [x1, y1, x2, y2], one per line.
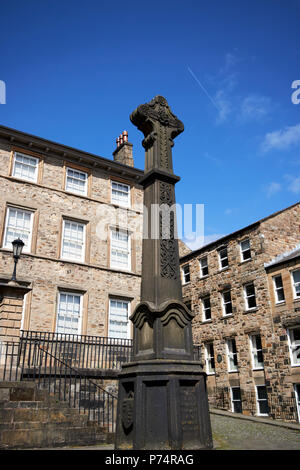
[115, 96, 213, 450]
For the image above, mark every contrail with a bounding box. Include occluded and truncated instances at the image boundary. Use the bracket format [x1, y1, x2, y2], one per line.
[187, 66, 220, 111]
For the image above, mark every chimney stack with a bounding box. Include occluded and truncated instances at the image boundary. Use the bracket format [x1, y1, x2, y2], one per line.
[113, 130, 134, 167]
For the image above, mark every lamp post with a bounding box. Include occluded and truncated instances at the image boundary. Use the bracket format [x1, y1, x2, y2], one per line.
[11, 238, 25, 282]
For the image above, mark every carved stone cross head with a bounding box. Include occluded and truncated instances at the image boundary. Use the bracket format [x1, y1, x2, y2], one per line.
[130, 95, 184, 173]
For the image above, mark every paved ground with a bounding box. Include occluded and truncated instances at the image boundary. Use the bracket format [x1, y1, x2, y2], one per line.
[23, 412, 300, 451]
[210, 412, 300, 450]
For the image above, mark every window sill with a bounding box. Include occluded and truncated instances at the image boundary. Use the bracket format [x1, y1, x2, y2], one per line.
[201, 319, 212, 324]
[182, 282, 191, 287]
[243, 307, 259, 314]
[221, 314, 234, 320]
[219, 266, 229, 273]
[206, 372, 215, 376]
[290, 364, 300, 368]
[228, 370, 239, 374]
[275, 301, 286, 306]
[239, 258, 252, 266]
[111, 203, 131, 210]
[200, 275, 209, 280]
[252, 368, 264, 372]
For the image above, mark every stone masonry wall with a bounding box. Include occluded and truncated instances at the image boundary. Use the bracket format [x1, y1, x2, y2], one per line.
[265, 257, 300, 405]
[181, 203, 300, 418]
[0, 142, 143, 337]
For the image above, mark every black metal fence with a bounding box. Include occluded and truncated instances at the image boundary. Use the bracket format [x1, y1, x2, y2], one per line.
[208, 387, 299, 423]
[19, 330, 133, 371]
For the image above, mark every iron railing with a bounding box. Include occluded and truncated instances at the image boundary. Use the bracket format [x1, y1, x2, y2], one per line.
[19, 330, 133, 371]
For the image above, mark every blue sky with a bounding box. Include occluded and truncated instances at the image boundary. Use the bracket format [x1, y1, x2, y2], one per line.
[0, 0, 299, 249]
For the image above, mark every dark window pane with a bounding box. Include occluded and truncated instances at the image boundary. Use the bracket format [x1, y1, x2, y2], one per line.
[243, 249, 251, 260]
[256, 335, 262, 350]
[232, 388, 241, 400]
[232, 339, 237, 353]
[221, 258, 228, 268]
[277, 289, 285, 302]
[248, 295, 257, 308]
[257, 350, 264, 363]
[202, 266, 209, 276]
[294, 328, 300, 341]
[225, 302, 233, 315]
[257, 386, 267, 400]
[246, 284, 255, 296]
[275, 276, 283, 288]
[259, 400, 269, 415]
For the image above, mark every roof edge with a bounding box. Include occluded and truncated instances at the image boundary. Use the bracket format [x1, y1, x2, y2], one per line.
[0, 124, 144, 181]
[180, 201, 300, 262]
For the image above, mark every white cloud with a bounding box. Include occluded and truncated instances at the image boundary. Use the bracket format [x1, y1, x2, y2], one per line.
[261, 123, 300, 153]
[284, 175, 300, 194]
[265, 182, 281, 198]
[214, 89, 232, 124]
[225, 208, 234, 215]
[239, 94, 272, 122]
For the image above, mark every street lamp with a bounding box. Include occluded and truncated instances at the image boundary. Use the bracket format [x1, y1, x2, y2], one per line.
[11, 238, 25, 282]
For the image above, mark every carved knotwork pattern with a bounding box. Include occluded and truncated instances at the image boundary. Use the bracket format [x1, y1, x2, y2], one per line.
[159, 125, 169, 170]
[159, 182, 177, 279]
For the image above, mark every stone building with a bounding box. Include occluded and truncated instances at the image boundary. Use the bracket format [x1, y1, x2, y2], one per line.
[180, 202, 300, 421]
[0, 125, 144, 342]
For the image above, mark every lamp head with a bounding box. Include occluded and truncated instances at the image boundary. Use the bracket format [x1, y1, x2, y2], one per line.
[12, 238, 25, 259]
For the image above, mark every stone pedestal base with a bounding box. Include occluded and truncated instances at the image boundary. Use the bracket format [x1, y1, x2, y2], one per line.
[115, 360, 213, 450]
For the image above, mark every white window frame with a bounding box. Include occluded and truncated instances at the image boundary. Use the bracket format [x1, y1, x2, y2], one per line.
[230, 387, 242, 413]
[2, 206, 34, 254]
[250, 334, 264, 370]
[202, 296, 211, 322]
[218, 247, 228, 270]
[199, 257, 208, 277]
[255, 385, 269, 417]
[12, 151, 39, 183]
[108, 298, 131, 340]
[287, 327, 300, 367]
[294, 384, 300, 423]
[226, 338, 238, 372]
[182, 264, 190, 284]
[65, 167, 88, 196]
[110, 228, 131, 271]
[244, 282, 257, 310]
[111, 181, 131, 208]
[273, 274, 285, 304]
[222, 290, 233, 317]
[55, 291, 83, 335]
[61, 219, 86, 263]
[291, 269, 300, 300]
[204, 342, 215, 375]
[240, 238, 251, 262]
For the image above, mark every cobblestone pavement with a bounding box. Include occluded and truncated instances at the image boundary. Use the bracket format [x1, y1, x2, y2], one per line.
[211, 413, 300, 450]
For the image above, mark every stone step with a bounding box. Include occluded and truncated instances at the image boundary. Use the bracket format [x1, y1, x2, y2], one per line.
[0, 407, 90, 425]
[0, 424, 109, 449]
